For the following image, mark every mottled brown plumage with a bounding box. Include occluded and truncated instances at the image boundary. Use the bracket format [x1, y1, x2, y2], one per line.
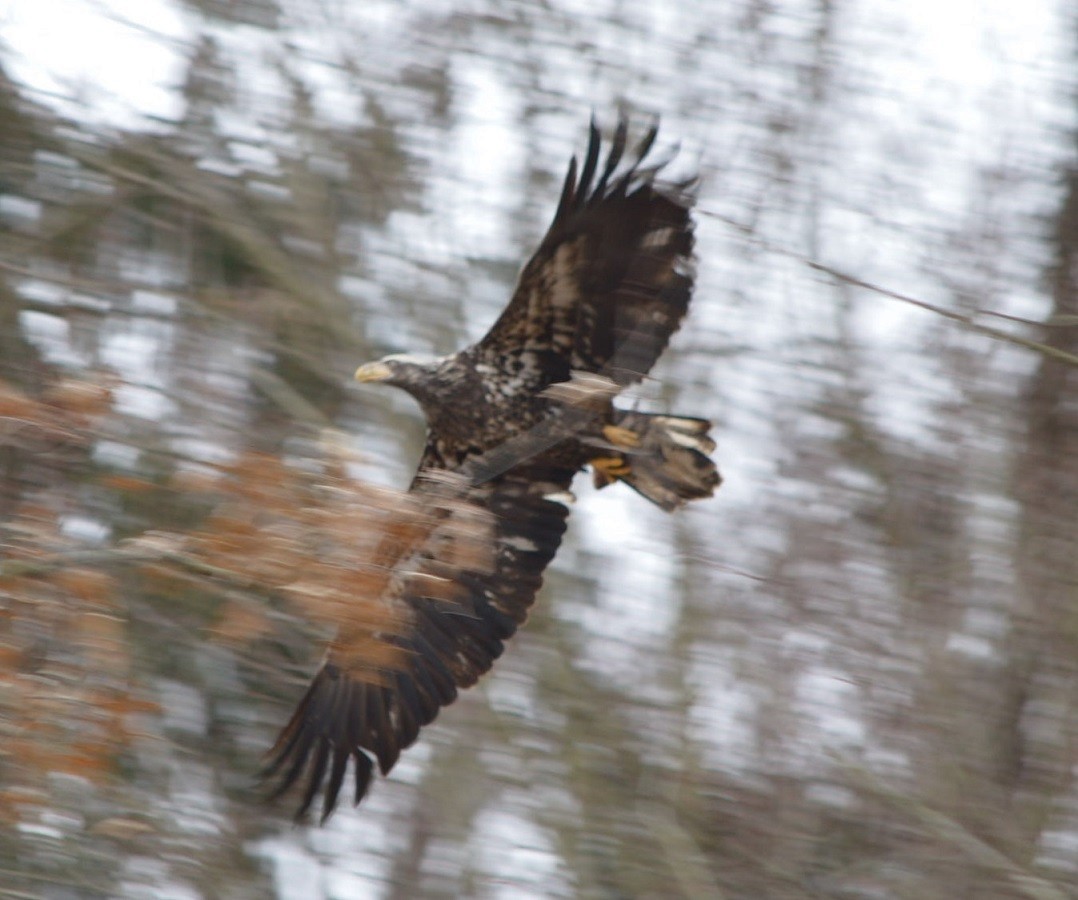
[265, 117, 719, 821]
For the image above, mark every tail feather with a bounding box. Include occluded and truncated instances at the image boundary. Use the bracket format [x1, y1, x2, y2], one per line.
[594, 411, 720, 511]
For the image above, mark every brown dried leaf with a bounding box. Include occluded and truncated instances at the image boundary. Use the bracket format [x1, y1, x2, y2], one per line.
[0, 381, 39, 418]
[98, 474, 156, 494]
[90, 817, 156, 840]
[42, 379, 113, 416]
[77, 611, 128, 674]
[54, 568, 116, 608]
[209, 600, 272, 646]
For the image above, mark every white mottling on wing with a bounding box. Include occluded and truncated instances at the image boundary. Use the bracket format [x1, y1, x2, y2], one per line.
[641, 226, 676, 249]
[502, 535, 540, 553]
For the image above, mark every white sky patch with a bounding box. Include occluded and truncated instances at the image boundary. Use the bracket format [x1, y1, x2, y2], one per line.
[59, 513, 110, 543]
[282, 33, 363, 129]
[118, 856, 202, 900]
[100, 327, 167, 385]
[131, 289, 178, 317]
[471, 806, 568, 900]
[226, 140, 279, 174]
[2, 0, 189, 126]
[103, 372, 174, 422]
[566, 493, 682, 678]
[117, 249, 181, 290]
[258, 836, 329, 900]
[795, 667, 866, 751]
[18, 309, 87, 368]
[805, 781, 857, 809]
[92, 439, 140, 469]
[689, 652, 760, 777]
[944, 631, 995, 661]
[151, 754, 230, 845]
[1038, 823, 1078, 875]
[438, 56, 524, 260]
[485, 667, 539, 720]
[16, 821, 62, 841]
[158, 678, 209, 736]
[15, 278, 66, 307]
[253, 782, 402, 900]
[0, 193, 42, 222]
[168, 435, 234, 465]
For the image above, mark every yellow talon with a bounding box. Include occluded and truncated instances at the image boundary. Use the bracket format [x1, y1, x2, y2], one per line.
[590, 456, 632, 486]
[602, 424, 641, 448]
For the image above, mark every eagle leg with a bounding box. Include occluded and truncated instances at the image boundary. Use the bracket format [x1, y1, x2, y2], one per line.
[601, 424, 641, 449]
[591, 455, 632, 488]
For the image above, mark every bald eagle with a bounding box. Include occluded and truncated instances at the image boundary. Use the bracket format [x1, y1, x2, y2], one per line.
[265, 118, 719, 821]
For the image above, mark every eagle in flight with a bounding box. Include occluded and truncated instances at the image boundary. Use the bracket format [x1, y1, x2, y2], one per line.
[265, 117, 719, 821]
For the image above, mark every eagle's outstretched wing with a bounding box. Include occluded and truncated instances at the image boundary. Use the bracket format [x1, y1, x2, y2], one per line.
[476, 116, 696, 389]
[263, 465, 572, 822]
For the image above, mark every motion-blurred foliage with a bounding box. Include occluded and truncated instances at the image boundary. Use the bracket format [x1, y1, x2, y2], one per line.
[1, 2, 1078, 899]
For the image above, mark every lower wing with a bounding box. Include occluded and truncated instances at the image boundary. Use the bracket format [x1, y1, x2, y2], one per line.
[263, 463, 573, 822]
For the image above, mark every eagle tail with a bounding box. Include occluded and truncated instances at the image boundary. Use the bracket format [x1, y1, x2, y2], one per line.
[592, 411, 720, 512]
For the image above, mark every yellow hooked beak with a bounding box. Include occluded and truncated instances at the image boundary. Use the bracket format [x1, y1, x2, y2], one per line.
[354, 361, 394, 383]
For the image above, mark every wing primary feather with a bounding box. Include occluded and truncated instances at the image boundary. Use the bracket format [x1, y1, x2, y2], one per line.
[383, 634, 443, 720]
[315, 677, 356, 817]
[672, 174, 700, 195]
[366, 685, 399, 775]
[390, 671, 422, 746]
[343, 685, 376, 804]
[411, 608, 458, 659]
[263, 690, 323, 790]
[261, 721, 302, 781]
[419, 644, 461, 701]
[616, 161, 668, 199]
[266, 681, 341, 815]
[407, 633, 458, 703]
[297, 739, 331, 822]
[629, 143, 680, 191]
[267, 720, 317, 804]
[347, 681, 368, 749]
[353, 750, 374, 807]
[362, 681, 382, 748]
[575, 118, 602, 208]
[263, 670, 325, 779]
[632, 121, 660, 169]
[407, 664, 445, 722]
[423, 604, 502, 664]
[334, 675, 358, 750]
[460, 576, 519, 637]
[553, 156, 578, 222]
[322, 746, 350, 824]
[594, 116, 628, 196]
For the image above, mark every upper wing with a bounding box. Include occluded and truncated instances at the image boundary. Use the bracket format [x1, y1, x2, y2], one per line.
[263, 464, 572, 822]
[476, 117, 697, 390]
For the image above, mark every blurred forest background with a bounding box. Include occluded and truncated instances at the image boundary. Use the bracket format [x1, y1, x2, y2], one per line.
[1, 0, 1077, 898]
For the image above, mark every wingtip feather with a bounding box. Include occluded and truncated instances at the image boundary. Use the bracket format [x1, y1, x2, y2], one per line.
[576, 119, 603, 207]
[554, 155, 578, 221]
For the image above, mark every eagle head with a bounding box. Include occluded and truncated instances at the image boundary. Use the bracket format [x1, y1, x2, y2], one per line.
[354, 353, 471, 417]
[354, 353, 441, 388]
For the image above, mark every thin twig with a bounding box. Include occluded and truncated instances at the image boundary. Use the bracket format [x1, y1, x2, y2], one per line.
[836, 753, 1071, 900]
[701, 209, 1078, 369]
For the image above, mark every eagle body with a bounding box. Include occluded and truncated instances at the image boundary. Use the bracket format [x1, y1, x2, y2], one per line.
[266, 118, 720, 821]
[358, 350, 570, 470]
